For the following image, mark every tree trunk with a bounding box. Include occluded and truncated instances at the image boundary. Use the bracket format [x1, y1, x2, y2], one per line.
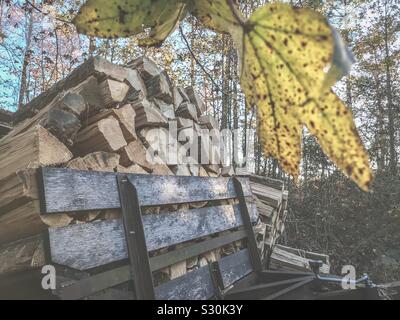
[383, 5, 397, 175]
[17, 3, 34, 111]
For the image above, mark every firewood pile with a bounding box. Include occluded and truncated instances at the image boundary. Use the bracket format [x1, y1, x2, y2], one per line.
[250, 175, 288, 259]
[0, 56, 291, 283]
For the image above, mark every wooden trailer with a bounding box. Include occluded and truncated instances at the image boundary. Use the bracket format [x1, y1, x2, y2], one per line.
[0, 167, 379, 300]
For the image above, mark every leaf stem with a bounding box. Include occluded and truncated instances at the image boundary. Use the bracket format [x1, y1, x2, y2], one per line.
[227, 0, 246, 27]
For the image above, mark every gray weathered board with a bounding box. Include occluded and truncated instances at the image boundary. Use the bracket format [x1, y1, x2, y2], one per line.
[39, 167, 252, 213]
[155, 248, 253, 300]
[57, 248, 253, 300]
[49, 203, 258, 270]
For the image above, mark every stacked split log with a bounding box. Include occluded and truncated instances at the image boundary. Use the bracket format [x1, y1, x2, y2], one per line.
[0, 56, 219, 278]
[249, 174, 289, 262]
[0, 56, 288, 283]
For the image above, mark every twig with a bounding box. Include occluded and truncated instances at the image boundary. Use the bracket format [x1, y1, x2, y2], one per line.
[179, 25, 223, 93]
[179, 25, 242, 105]
[25, 0, 73, 25]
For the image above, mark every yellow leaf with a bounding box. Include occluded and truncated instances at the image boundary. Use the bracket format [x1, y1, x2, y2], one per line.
[301, 91, 373, 191]
[73, 0, 187, 46]
[246, 3, 334, 99]
[237, 3, 372, 190]
[191, 0, 244, 42]
[138, 5, 188, 47]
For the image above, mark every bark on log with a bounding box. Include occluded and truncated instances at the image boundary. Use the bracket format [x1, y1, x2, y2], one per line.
[185, 86, 206, 115]
[125, 56, 162, 80]
[176, 102, 198, 122]
[198, 114, 218, 130]
[3, 77, 100, 143]
[154, 98, 175, 119]
[0, 234, 46, 275]
[0, 200, 73, 244]
[131, 99, 167, 129]
[14, 57, 129, 124]
[43, 109, 81, 146]
[145, 72, 173, 104]
[0, 168, 38, 215]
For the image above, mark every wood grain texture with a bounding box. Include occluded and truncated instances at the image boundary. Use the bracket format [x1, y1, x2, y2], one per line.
[57, 248, 252, 300]
[155, 264, 213, 300]
[48, 203, 258, 270]
[13, 57, 127, 124]
[218, 248, 253, 288]
[40, 167, 252, 213]
[155, 249, 252, 300]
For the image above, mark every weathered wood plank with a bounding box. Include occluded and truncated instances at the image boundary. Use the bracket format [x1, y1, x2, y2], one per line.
[48, 203, 258, 270]
[155, 264, 213, 300]
[218, 248, 253, 288]
[56, 230, 247, 298]
[155, 249, 252, 300]
[40, 167, 252, 213]
[150, 230, 247, 272]
[55, 248, 252, 300]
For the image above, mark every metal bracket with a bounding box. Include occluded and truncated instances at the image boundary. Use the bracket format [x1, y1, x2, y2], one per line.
[117, 175, 155, 300]
[209, 261, 225, 300]
[232, 177, 263, 273]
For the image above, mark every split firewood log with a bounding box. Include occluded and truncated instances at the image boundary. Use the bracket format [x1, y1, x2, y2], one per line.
[176, 117, 193, 129]
[185, 86, 206, 115]
[118, 139, 153, 171]
[43, 109, 81, 146]
[0, 125, 73, 243]
[13, 57, 132, 124]
[172, 86, 190, 109]
[75, 116, 127, 154]
[131, 99, 168, 129]
[198, 114, 218, 130]
[176, 102, 198, 122]
[145, 72, 173, 104]
[85, 104, 137, 143]
[116, 164, 148, 174]
[125, 56, 162, 81]
[124, 68, 147, 104]
[154, 98, 175, 119]
[99, 79, 129, 107]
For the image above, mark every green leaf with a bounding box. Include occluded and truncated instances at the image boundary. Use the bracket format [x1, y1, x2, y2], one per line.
[190, 0, 244, 34]
[138, 4, 188, 47]
[73, 0, 187, 46]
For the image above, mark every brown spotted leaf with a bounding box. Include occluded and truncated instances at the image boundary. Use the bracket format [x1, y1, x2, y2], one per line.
[237, 3, 372, 190]
[190, 0, 244, 41]
[301, 91, 373, 190]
